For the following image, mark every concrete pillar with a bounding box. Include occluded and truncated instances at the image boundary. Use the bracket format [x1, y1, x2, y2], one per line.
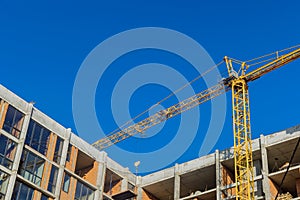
[136, 176, 143, 200]
[121, 177, 128, 191]
[260, 134, 271, 200]
[5, 103, 33, 200]
[215, 150, 221, 200]
[94, 152, 107, 200]
[174, 163, 180, 200]
[54, 128, 72, 199]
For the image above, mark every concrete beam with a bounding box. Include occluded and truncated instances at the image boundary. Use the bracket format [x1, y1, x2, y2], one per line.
[31, 108, 67, 140]
[260, 134, 271, 200]
[121, 177, 128, 191]
[136, 176, 143, 200]
[141, 167, 174, 187]
[0, 85, 28, 114]
[106, 157, 136, 184]
[174, 164, 180, 200]
[94, 152, 107, 200]
[215, 150, 221, 200]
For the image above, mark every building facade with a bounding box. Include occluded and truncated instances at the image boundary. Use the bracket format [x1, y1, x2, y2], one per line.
[0, 84, 299, 200]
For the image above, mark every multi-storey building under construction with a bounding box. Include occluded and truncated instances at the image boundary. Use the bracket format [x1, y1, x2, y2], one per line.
[0, 83, 299, 200]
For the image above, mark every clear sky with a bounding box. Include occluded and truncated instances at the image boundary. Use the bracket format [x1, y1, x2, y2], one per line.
[1, 0, 300, 173]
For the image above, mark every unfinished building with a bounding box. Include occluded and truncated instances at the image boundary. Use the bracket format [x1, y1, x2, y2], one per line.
[0, 84, 299, 200]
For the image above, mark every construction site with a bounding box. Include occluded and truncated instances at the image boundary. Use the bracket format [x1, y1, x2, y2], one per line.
[0, 45, 300, 200]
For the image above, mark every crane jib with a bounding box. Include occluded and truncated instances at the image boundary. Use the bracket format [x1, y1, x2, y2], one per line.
[92, 46, 300, 152]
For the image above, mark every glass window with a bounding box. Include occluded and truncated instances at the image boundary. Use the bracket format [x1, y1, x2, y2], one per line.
[18, 150, 45, 186]
[12, 181, 34, 200]
[47, 165, 58, 193]
[41, 194, 49, 200]
[62, 173, 70, 193]
[0, 134, 17, 169]
[0, 170, 9, 199]
[53, 137, 63, 164]
[3, 105, 24, 138]
[75, 179, 94, 200]
[66, 144, 72, 162]
[25, 120, 51, 156]
[128, 182, 135, 191]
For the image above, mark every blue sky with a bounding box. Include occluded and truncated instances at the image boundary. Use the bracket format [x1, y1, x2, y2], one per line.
[1, 1, 300, 173]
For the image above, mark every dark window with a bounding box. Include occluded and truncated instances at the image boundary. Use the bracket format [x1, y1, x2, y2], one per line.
[12, 181, 34, 200]
[47, 165, 58, 193]
[128, 182, 135, 191]
[66, 144, 72, 162]
[0, 170, 9, 198]
[18, 150, 45, 186]
[3, 105, 24, 138]
[62, 173, 70, 193]
[0, 134, 17, 169]
[25, 120, 51, 156]
[53, 137, 63, 164]
[41, 194, 48, 200]
[75, 179, 94, 200]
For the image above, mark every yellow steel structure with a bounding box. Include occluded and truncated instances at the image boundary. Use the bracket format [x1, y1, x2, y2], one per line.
[93, 45, 300, 199]
[224, 46, 300, 199]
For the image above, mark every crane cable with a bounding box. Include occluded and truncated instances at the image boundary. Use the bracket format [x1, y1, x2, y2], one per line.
[227, 44, 300, 68]
[246, 44, 300, 63]
[104, 60, 224, 137]
[274, 135, 300, 200]
[103, 44, 300, 138]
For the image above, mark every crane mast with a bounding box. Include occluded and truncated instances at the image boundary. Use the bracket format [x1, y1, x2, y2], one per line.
[93, 45, 300, 200]
[224, 46, 300, 199]
[231, 78, 254, 199]
[224, 58, 254, 199]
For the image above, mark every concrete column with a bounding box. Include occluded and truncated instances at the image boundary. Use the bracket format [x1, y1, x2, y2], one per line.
[174, 163, 180, 200]
[94, 152, 107, 200]
[121, 177, 128, 191]
[215, 150, 221, 200]
[54, 128, 72, 199]
[5, 103, 33, 200]
[136, 176, 143, 200]
[260, 134, 271, 200]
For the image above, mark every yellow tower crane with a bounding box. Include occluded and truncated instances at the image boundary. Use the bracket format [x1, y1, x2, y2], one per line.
[93, 45, 300, 199]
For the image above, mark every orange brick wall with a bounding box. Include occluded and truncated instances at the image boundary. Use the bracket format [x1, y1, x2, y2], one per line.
[33, 191, 54, 200]
[12, 112, 24, 138]
[65, 146, 78, 172]
[7, 141, 17, 160]
[221, 166, 236, 197]
[0, 101, 8, 129]
[269, 178, 278, 200]
[41, 162, 52, 190]
[110, 180, 122, 195]
[32, 190, 40, 200]
[296, 178, 300, 197]
[46, 133, 57, 161]
[80, 161, 99, 185]
[142, 190, 159, 200]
